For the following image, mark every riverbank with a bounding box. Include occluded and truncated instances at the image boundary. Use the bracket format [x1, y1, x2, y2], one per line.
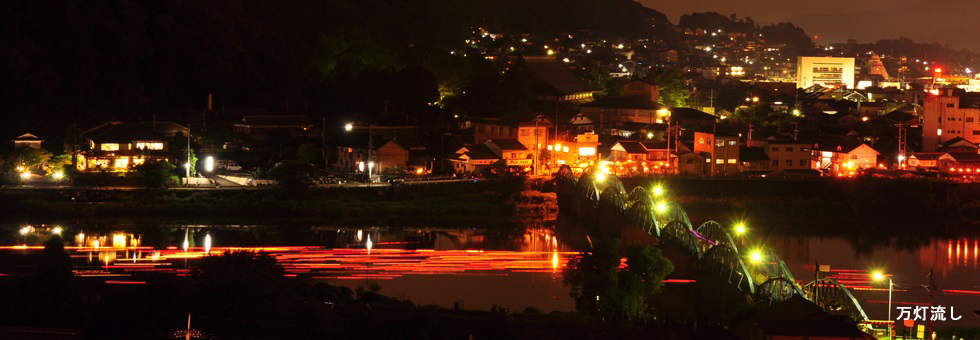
[617, 176, 972, 232]
[0, 179, 558, 223]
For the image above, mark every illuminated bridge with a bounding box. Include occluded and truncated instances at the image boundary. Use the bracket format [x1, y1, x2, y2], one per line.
[553, 165, 873, 327]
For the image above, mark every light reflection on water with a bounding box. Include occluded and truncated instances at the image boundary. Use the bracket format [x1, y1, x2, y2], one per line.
[4, 224, 980, 323]
[769, 235, 980, 327]
[0, 224, 578, 312]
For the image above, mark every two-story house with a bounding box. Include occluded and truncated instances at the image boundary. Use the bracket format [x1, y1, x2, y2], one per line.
[485, 139, 533, 171]
[811, 141, 880, 176]
[747, 140, 813, 173]
[451, 144, 500, 174]
[79, 122, 188, 171]
[693, 132, 740, 176]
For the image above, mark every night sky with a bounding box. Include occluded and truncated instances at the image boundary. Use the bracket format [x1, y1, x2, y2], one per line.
[643, 0, 980, 52]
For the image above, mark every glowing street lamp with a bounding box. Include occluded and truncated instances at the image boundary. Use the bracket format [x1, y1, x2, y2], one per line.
[19, 172, 30, 180]
[52, 227, 62, 235]
[19, 226, 30, 235]
[872, 271, 894, 333]
[655, 202, 667, 213]
[653, 186, 664, 197]
[52, 171, 64, 180]
[204, 233, 212, 254]
[204, 156, 214, 172]
[344, 123, 354, 132]
[735, 224, 746, 235]
[749, 250, 763, 264]
[595, 172, 607, 182]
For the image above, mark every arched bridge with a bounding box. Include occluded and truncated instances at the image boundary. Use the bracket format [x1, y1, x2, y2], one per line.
[553, 165, 870, 324]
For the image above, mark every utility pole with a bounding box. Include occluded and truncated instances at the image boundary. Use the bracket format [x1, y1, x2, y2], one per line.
[553, 98, 559, 171]
[792, 122, 800, 141]
[186, 124, 191, 180]
[534, 117, 540, 176]
[897, 123, 907, 169]
[710, 88, 715, 110]
[322, 117, 328, 170]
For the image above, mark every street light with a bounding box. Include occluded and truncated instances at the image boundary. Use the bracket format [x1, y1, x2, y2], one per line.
[52, 171, 64, 180]
[873, 271, 894, 336]
[204, 233, 212, 254]
[749, 250, 763, 264]
[735, 224, 746, 235]
[204, 156, 214, 172]
[19, 172, 30, 180]
[655, 202, 667, 213]
[52, 227, 62, 235]
[653, 185, 664, 197]
[344, 123, 354, 132]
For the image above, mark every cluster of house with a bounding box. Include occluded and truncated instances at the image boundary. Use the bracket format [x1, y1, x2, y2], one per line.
[16, 52, 980, 180]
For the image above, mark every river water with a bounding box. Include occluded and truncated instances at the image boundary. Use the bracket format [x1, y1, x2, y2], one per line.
[1, 223, 978, 329]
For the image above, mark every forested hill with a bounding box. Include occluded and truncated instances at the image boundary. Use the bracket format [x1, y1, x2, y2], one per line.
[0, 0, 668, 135]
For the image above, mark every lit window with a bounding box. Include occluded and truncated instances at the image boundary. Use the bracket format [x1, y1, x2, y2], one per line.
[728, 141, 736, 146]
[101, 143, 119, 151]
[136, 142, 164, 150]
[727, 159, 737, 164]
[114, 157, 129, 169]
[716, 159, 724, 164]
[578, 147, 596, 156]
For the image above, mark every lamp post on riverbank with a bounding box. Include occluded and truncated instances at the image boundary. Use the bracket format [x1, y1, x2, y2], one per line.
[873, 271, 894, 340]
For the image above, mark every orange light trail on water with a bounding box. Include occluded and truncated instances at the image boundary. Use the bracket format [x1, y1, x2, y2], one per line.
[7, 246, 580, 281]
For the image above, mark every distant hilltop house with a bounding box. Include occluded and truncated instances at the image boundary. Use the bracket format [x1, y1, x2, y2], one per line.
[580, 79, 666, 126]
[78, 121, 188, 171]
[12, 133, 43, 149]
[523, 55, 596, 106]
[233, 115, 315, 140]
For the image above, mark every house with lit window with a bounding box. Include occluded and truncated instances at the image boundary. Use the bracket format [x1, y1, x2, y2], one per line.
[747, 139, 814, 173]
[12, 133, 43, 149]
[79, 121, 187, 171]
[608, 140, 681, 175]
[451, 144, 500, 174]
[811, 141, 879, 176]
[693, 132, 740, 176]
[485, 139, 533, 170]
[908, 152, 954, 172]
[523, 56, 596, 105]
[580, 79, 667, 126]
[739, 146, 770, 173]
[331, 126, 434, 175]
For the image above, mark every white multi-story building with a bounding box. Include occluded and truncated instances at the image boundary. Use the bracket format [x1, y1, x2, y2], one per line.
[796, 56, 855, 89]
[923, 89, 980, 152]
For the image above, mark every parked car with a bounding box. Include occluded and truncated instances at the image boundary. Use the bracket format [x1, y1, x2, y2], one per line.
[216, 160, 243, 171]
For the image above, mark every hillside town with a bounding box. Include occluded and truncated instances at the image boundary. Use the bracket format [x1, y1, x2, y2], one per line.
[4, 21, 978, 188]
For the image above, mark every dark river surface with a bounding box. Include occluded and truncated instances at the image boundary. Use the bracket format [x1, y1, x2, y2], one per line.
[1, 222, 978, 329]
